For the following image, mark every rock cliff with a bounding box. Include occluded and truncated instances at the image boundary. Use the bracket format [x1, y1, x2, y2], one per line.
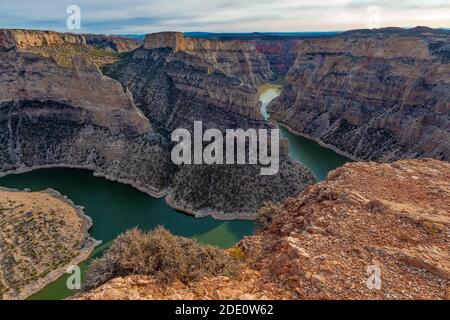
[268, 27, 450, 162]
[0, 49, 175, 199]
[76, 159, 450, 300]
[0, 29, 142, 53]
[104, 32, 314, 218]
[144, 32, 273, 86]
[0, 52, 150, 134]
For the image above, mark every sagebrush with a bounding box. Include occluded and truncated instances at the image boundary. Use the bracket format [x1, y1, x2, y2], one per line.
[83, 227, 239, 290]
[255, 201, 282, 230]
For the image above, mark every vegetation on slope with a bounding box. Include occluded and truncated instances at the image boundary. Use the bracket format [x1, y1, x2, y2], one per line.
[21, 43, 120, 67]
[83, 227, 239, 291]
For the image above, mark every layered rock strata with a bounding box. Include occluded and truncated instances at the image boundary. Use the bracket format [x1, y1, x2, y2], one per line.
[0, 29, 142, 53]
[105, 32, 314, 218]
[268, 27, 450, 162]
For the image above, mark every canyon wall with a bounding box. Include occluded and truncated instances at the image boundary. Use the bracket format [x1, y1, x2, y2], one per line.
[253, 38, 302, 76]
[144, 32, 273, 86]
[0, 52, 149, 134]
[105, 32, 314, 218]
[0, 29, 142, 53]
[76, 159, 450, 300]
[268, 27, 450, 162]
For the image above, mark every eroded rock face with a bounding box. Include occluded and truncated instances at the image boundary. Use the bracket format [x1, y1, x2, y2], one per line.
[0, 29, 142, 53]
[104, 38, 314, 219]
[253, 38, 302, 76]
[0, 50, 173, 198]
[76, 159, 450, 300]
[0, 52, 150, 134]
[144, 32, 273, 86]
[268, 27, 450, 162]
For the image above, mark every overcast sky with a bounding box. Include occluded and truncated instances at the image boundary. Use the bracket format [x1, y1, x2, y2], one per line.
[1, 0, 449, 34]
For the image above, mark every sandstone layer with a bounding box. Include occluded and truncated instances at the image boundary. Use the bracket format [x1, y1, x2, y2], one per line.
[0, 52, 150, 134]
[268, 27, 450, 162]
[0, 187, 100, 300]
[0, 29, 142, 53]
[76, 159, 449, 300]
[144, 32, 273, 86]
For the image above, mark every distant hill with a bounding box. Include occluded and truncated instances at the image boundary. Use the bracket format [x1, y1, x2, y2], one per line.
[119, 31, 341, 41]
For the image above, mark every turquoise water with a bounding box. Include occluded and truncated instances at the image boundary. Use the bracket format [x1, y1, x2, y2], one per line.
[259, 84, 351, 181]
[0, 168, 254, 299]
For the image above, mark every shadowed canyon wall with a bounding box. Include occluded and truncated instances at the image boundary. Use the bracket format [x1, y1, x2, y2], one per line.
[268, 27, 450, 162]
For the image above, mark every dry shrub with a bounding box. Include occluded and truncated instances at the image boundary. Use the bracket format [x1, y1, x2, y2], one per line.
[83, 227, 239, 291]
[256, 202, 282, 231]
[228, 247, 245, 260]
[365, 199, 388, 213]
[421, 221, 442, 235]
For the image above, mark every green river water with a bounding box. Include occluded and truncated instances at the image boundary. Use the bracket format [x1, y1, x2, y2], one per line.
[259, 84, 350, 181]
[0, 84, 350, 300]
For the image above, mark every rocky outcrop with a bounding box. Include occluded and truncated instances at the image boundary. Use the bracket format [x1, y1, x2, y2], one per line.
[268, 27, 450, 162]
[0, 52, 150, 134]
[76, 159, 450, 300]
[0, 187, 100, 300]
[144, 32, 273, 86]
[0, 29, 141, 53]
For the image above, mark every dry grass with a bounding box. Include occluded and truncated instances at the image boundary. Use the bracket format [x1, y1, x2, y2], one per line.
[83, 227, 239, 291]
[0, 189, 92, 299]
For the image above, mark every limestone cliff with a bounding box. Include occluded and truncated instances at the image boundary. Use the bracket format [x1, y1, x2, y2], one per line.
[268, 27, 450, 162]
[76, 159, 450, 300]
[144, 32, 273, 86]
[253, 38, 302, 76]
[0, 50, 174, 199]
[0, 29, 142, 53]
[0, 29, 142, 68]
[0, 52, 150, 134]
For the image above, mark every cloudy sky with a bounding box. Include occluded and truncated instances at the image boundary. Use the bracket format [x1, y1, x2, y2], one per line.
[1, 0, 449, 34]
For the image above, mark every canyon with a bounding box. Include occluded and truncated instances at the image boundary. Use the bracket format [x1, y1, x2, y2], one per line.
[0, 29, 314, 220]
[0, 27, 448, 300]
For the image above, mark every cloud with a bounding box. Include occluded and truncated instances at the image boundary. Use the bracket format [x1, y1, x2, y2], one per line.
[1, 0, 449, 33]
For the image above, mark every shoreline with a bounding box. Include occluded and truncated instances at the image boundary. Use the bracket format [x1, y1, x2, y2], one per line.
[0, 164, 255, 221]
[165, 191, 256, 221]
[271, 118, 360, 162]
[0, 187, 101, 300]
[262, 93, 360, 163]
